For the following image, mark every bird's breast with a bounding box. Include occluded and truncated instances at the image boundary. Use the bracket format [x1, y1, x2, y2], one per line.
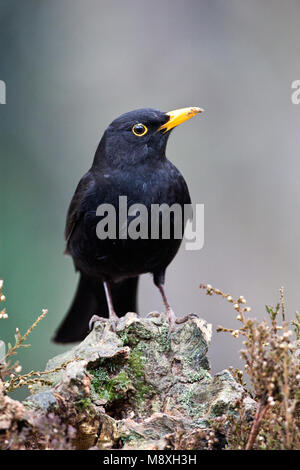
[69, 162, 189, 281]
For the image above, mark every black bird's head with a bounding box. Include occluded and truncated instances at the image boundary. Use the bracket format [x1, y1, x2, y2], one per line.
[94, 107, 203, 168]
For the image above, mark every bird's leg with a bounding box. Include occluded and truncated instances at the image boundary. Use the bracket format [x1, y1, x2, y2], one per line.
[157, 284, 198, 336]
[146, 311, 161, 318]
[89, 281, 119, 332]
[103, 281, 119, 331]
[157, 284, 177, 335]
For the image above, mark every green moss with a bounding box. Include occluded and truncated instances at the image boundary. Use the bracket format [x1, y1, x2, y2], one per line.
[177, 384, 206, 418]
[177, 385, 195, 413]
[119, 326, 138, 346]
[91, 367, 109, 386]
[135, 382, 153, 402]
[128, 348, 145, 378]
[118, 323, 152, 346]
[128, 348, 153, 403]
[89, 331, 155, 409]
[185, 369, 211, 383]
[155, 325, 171, 353]
[111, 370, 132, 394]
[75, 397, 92, 410]
[95, 355, 124, 373]
[90, 367, 131, 402]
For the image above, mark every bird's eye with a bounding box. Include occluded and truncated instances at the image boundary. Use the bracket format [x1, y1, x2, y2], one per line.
[132, 123, 148, 137]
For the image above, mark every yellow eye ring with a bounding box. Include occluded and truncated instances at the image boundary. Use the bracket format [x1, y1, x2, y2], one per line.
[132, 123, 148, 137]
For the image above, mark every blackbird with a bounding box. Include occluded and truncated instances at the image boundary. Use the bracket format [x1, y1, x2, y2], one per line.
[53, 106, 203, 343]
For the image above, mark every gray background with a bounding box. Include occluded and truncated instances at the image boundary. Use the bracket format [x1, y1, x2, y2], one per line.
[1, 0, 300, 398]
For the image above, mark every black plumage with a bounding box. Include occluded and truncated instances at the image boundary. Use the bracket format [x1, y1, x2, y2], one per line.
[53, 107, 202, 343]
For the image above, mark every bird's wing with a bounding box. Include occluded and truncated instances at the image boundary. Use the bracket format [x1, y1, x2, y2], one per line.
[64, 171, 95, 254]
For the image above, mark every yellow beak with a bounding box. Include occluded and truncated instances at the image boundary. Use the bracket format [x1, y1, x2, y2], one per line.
[158, 106, 203, 133]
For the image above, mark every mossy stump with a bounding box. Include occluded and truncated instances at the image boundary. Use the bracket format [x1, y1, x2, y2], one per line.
[24, 312, 252, 449]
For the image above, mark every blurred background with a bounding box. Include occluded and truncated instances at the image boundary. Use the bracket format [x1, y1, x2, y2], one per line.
[1, 0, 300, 399]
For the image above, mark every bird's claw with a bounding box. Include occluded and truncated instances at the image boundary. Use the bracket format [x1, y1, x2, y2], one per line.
[175, 313, 199, 324]
[89, 312, 120, 333]
[109, 318, 118, 332]
[89, 314, 105, 331]
[166, 311, 199, 338]
[109, 311, 120, 333]
[146, 311, 161, 318]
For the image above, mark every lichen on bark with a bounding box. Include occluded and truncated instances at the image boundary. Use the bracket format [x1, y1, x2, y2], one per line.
[14, 311, 254, 449]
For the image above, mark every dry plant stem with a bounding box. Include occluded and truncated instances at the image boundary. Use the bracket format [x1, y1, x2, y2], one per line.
[7, 358, 78, 392]
[200, 282, 300, 450]
[245, 401, 270, 450]
[4, 309, 48, 360]
[281, 286, 290, 447]
[283, 322, 291, 448]
[280, 286, 286, 322]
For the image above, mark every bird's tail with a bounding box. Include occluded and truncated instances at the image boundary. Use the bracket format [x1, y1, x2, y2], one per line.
[53, 274, 139, 344]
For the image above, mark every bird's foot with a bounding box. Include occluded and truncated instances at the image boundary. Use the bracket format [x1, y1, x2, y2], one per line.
[109, 311, 120, 333]
[89, 311, 120, 333]
[146, 311, 161, 318]
[166, 311, 199, 338]
[89, 314, 106, 331]
[175, 313, 199, 324]
[166, 308, 177, 339]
